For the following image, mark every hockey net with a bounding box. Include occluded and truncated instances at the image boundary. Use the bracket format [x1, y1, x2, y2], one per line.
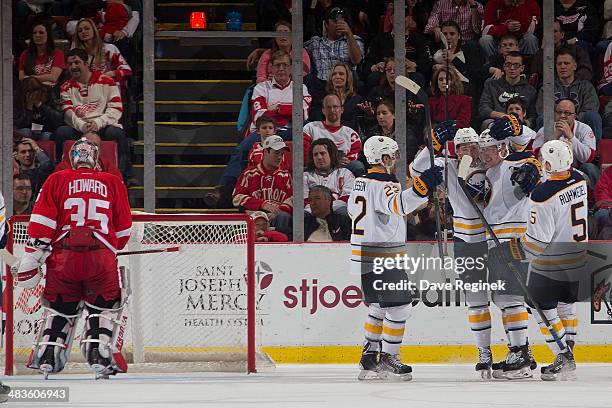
[2, 214, 273, 375]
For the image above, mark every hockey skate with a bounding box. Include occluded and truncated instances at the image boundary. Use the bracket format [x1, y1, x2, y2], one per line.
[502, 345, 533, 379]
[88, 346, 112, 379]
[541, 351, 576, 381]
[376, 353, 412, 381]
[357, 352, 379, 381]
[475, 347, 492, 380]
[492, 345, 536, 379]
[38, 347, 55, 380]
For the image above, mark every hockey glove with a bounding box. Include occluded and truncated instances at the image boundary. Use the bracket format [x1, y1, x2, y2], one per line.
[15, 238, 51, 289]
[511, 159, 542, 196]
[489, 113, 522, 141]
[431, 120, 457, 153]
[413, 166, 444, 198]
[489, 238, 526, 267]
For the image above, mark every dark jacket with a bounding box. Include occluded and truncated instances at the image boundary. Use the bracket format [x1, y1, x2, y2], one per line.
[530, 42, 592, 84]
[555, 0, 601, 44]
[363, 31, 433, 79]
[536, 77, 599, 115]
[304, 210, 351, 242]
[479, 76, 537, 124]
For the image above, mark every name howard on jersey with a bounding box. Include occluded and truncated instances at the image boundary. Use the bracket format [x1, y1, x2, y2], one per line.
[558, 184, 587, 206]
[68, 179, 109, 197]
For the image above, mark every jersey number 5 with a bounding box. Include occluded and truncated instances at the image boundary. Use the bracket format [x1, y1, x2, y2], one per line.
[352, 196, 367, 235]
[570, 202, 587, 242]
[64, 198, 111, 234]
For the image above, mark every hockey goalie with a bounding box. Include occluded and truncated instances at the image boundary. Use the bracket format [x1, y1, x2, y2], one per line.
[15, 138, 133, 379]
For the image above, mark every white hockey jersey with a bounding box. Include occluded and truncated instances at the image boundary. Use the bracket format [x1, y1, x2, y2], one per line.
[521, 170, 588, 281]
[412, 147, 485, 243]
[304, 167, 355, 212]
[348, 169, 428, 275]
[484, 151, 538, 247]
[0, 192, 6, 248]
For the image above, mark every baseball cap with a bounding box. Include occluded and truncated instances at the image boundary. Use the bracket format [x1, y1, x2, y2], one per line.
[326, 7, 346, 21]
[250, 211, 269, 222]
[262, 135, 288, 151]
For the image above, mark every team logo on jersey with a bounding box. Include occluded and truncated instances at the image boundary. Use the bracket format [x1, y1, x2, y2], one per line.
[591, 251, 612, 324]
[464, 169, 491, 207]
[592, 280, 612, 322]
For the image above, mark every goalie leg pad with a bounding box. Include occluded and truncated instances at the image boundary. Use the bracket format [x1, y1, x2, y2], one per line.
[80, 293, 129, 376]
[27, 298, 82, 374]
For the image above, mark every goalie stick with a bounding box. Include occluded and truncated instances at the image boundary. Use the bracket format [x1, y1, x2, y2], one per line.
[456, 155, 567, 351]
[395, 75, 444, 258]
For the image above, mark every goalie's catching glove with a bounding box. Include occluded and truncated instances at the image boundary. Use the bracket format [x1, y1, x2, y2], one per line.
[15, 238, 51, 289]
[489, 113, 522, 140]
[431, 120, 457, 153]
[413, 166, 444, 198]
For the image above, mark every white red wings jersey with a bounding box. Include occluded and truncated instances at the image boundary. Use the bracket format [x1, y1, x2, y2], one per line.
[88, 43, 133, 84]
[533, 121, 596, 166]
[28, 168, 133, 253]
[0, 192, 6, 247]
[232, 163, 293, 213]
[484, 151, 539, 247]
[60, 70, 123, 133]
[412, 147, 485, 243]
[304, 167, 355, 212]
[521, 170, 588, 280]
[348, 169, 428, 275]
[250, 78, 311, 132]
[303, 121, 362, 162]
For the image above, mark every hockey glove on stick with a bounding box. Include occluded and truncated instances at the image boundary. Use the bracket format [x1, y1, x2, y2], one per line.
[489, 113, 522, 140]
[15, 238, 51, 289]
[489, 237, 526, 266]
[431, 120, 457, 153]
[413, 165, 444, 198]
[511, 158, 542, 196]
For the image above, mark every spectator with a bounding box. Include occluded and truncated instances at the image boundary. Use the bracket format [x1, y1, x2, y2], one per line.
[599, 40, 612, 96]
[555, 0, 600, 55]
[432, 20, 486, 97]
[305, 1, 370, 41]
[233, 135, 293, 238]
[247, 21, 311, 84]
[13, 174, 34, 216]
[365, 99, 397, 140]
[310, 62, 362, 131]
[54, 130, 122, 179]
[505, 96, 536, 151]
[429, 66, 472, 129]
[13, 138, 54, 199]
[304, 138, 355, 215]
[304, 6, 365, 103]
[205, 116, 280, 209]
[56, 48, 131, 179]
[250, 50, 311, 135]
[424, 0, 484, 44]
[484, 34, 519, 80]
[480, 0, 540, 58]
[383, 0, 431, 35]
[530, 19, 593, 86]
[72, 18, 133, 87]
[479, 51, 536, 130]
[594, 166, 612, 237]
[533, 98, 599, 187]
[18, 21, 65, 85]
[98, 0, 130, 43]
[251, 211, 289, 242]
[305, 185, 352, 242]
[536, 48, 602, 141]
[254, 0, 291, 47]
[364, 13, 432, 90]
[14, 77, 64, 140]
[304, 94, 365, 176]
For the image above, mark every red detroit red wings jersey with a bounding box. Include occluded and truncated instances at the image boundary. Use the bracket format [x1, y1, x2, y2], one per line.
[28, 168, 132, 252]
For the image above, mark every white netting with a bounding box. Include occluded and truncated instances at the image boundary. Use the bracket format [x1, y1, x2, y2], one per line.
[2, 216, 272, 375]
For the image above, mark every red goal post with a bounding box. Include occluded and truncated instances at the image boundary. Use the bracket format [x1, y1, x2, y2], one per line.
[2, 214, 261, 375]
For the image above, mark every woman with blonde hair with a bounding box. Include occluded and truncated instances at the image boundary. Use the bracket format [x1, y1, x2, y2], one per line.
[72, 18, 132, 87]
[428, 66, 472, 129]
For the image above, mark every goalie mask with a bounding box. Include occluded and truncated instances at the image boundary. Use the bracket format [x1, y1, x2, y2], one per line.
[70, 138, 99, 170]
[540, 139, 573, 173]
[364, 136, 400, 172]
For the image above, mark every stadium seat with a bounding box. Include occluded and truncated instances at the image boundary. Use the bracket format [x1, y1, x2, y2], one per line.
[600, 96, 612, 114]
[62, 140, 119, 167]
[599, 139, 612, 170]
[37, 140, 56, 162]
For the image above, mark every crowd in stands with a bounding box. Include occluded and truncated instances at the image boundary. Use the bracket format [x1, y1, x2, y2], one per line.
[216, 0, 612, 241]
[11, 0, 142, 215]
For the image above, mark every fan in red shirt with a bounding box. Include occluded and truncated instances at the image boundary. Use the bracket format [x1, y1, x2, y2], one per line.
[16, 138, 132, 379]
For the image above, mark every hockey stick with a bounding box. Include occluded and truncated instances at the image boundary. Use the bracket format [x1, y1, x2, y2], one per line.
[456, 155, 567, 351]
[117, 247, 180, 257]
[395, 75, 444, 258]
[441, 34, 450, 256]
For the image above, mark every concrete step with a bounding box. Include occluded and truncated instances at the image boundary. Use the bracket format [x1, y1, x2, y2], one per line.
[155, 58, 247, 72]
[132, 164, 225, 187]
[133, 142, 237, 156]
[140, 100, 241, 113]
[155, 79, 251, 101]
[129, 186, 214, 199]
[137, 121, 242, 143]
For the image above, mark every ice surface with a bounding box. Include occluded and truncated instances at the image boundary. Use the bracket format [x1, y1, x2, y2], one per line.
[5, 364, 612, 408]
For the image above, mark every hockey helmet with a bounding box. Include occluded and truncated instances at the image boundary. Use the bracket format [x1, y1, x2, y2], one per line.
[69, 137, 99, 170]
[478, 128, 509, 159]
[364, 135, 399, 165]
[540, 139, 573, 173]
[454, 127, 479, 146]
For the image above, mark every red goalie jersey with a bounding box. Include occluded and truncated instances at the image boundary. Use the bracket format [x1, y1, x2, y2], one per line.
[28, 168, 132, 252]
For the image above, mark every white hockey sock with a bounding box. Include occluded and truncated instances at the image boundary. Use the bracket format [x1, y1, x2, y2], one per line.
[381, 305, 411, 355]
[558, 302, 577, 344]
[363, 304, 384, 352]
[534, 308, 567, 355]
[501, 305, 529, 347]
[467, 305, 491, 348]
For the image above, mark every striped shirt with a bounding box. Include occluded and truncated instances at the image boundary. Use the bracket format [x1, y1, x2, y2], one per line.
[424, 0, 484, 42]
